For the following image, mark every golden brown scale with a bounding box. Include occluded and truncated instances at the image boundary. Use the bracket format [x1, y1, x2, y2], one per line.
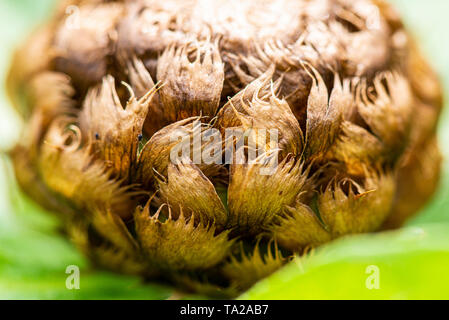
[7, 0, 443, 296]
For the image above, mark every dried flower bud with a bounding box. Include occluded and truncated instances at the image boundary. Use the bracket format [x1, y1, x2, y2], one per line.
[8, 0, 443, 296]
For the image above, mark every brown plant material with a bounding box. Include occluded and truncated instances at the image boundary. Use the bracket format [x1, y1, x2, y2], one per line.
[7, 0, 443, 297]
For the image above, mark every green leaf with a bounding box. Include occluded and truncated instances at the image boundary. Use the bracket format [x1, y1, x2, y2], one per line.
[0, 224, 173, 300]
[240, 224, 449, 299]
[0, 271, 173, 300]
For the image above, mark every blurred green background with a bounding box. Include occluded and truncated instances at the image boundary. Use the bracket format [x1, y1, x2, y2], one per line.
[0, 0, 449, 299]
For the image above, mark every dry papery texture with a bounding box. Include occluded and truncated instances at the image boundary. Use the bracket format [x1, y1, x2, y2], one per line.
[7, 0, 443, 297]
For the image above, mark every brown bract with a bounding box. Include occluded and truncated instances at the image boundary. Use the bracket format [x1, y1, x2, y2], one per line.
[7, 0, 443, 296]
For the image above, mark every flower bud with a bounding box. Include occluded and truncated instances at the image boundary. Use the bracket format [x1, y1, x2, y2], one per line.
[8, 0, 443, 296]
